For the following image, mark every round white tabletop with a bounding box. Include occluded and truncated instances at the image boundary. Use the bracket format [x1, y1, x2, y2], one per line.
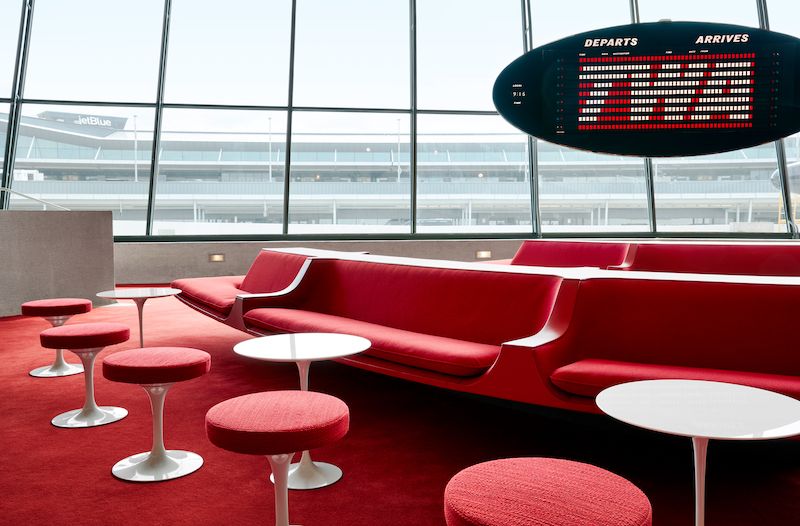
[234, 332, 371, 363]
[97, 287, 182, 300]
[597, 380, 800, 526]
[233, 332, 371, 491]
[596, 379, 800, 440]
[97, 287, 181, 347]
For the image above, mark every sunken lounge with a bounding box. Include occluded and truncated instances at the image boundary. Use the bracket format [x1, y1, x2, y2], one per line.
[5, 239, 800, 525]
[4, 0, 800, 525]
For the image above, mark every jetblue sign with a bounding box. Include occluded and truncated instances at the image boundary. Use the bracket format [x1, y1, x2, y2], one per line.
[39, 111, 128, 130]
[73, 115, 113, 127]
[493, 21, 800, 157]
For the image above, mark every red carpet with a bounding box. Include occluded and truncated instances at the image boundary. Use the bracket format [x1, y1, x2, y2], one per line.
[2, 297, 799, 525]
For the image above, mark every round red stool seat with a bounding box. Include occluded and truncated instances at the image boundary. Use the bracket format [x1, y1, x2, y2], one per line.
[21, 298, 92, 318]
[41, 322, 130, 350]
[206, 391, 350, 456]
[103, 347, 211, 384]
[444, 458, 652, 526]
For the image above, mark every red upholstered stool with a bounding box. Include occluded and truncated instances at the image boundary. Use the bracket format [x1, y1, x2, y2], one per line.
[444, 458, 652, 526]
[21, 298, 92, 378]
[206, 391, 350, 526]
[103, 347, 211, 482]
[40, 322, 130, 428]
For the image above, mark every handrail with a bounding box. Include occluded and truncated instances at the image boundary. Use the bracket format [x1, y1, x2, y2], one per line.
[0, 186, 70, 210]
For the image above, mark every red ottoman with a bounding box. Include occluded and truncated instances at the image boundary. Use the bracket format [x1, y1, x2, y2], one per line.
[103, 347, 211, 482]
[21, 298, 92, 378]
[206, 391, 349, 526]
[40, 322, 130, 428]
[444, 458, 652, 526]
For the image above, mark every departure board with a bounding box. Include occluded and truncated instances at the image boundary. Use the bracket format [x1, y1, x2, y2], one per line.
[494, 22, 800, 157]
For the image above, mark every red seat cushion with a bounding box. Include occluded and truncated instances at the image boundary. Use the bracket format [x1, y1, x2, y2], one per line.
[172, 276, 245, 315]
[444, 458, 652, 526]
[40, 322, 130, 350]
[551, 359, 800, 399]
[244, 308, 500, 377]
[205, 391, 349, 455]
[21, 298, 92, 317]
[103, 347, 211, 384]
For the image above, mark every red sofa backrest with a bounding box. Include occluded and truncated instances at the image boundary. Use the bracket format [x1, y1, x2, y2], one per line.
[292, 259, 564, 345]
[239, 250, 309, 294]
[567, 277, 800, 376]
[510, 240, 631, 268]
[622, 243, 800, 276]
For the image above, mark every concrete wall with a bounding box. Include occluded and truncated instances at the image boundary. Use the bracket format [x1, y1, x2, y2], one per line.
[114, 239, 526, 284]
[0, 211, 115, 316]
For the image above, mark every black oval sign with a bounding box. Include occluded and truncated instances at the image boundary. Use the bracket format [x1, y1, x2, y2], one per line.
[493, 21, 800, 157]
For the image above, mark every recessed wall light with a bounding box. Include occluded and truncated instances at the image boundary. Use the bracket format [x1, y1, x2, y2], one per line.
[475, 250, 492, 259]
[208, 253, 225, 263]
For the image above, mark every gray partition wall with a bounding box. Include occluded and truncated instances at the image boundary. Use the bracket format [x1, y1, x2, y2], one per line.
[0, 211, 114, 316]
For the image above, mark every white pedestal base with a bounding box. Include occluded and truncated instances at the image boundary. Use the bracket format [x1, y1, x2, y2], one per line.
[51, 406, 128, 428]
[112, 450, 203, 482]
[270, 450, 343, 490]
[31, 318, 84, 377]
[30, 360, 84, 378]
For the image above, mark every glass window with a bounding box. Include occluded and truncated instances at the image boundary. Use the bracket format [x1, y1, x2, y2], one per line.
[0, 1, 22, 99]
[293, 0, 409, 109]
[538, 141, 649, 233]
[638, 0, 758, 26]
[165, 0, 291, 106]
[25, 0, 163, 103]
[0, 103, 8, 176]
[767, 0, 800, 225]
[416, 114, 532, 234]
[529, 0, 640, 233]
[652, 145, 785, 233]
[638, 0, 781, 233]
[9, 104, 154, 236]
[288, 112, 411, 234]
[767, 0, 800, 37]
[417, 0, 522, 111]
[531, 0, 630, 47]
[152, 109, 286, 236]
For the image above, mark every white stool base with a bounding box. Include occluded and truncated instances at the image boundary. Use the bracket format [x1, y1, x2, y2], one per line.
[51, 406, 128, 428]
[271, 459, 343, 490]
[112, 450, 203, 482]
[30, 362, 84, 378]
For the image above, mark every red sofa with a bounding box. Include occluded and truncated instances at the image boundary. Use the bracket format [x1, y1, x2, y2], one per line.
[173, 247, 800, 413]
[611, 242, 800, 275]
[172, 249, 313, 330]
[510, 240, 632, 268]
[239, 253, 592, 406]
[544, 272, 800, 409]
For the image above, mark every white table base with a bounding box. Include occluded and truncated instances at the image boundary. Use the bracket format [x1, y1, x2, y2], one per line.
[693, 436, 708, 526]
[133, 298, 147, 348]
[269, 360, 344, 490]
[282, 453, 343, 490]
